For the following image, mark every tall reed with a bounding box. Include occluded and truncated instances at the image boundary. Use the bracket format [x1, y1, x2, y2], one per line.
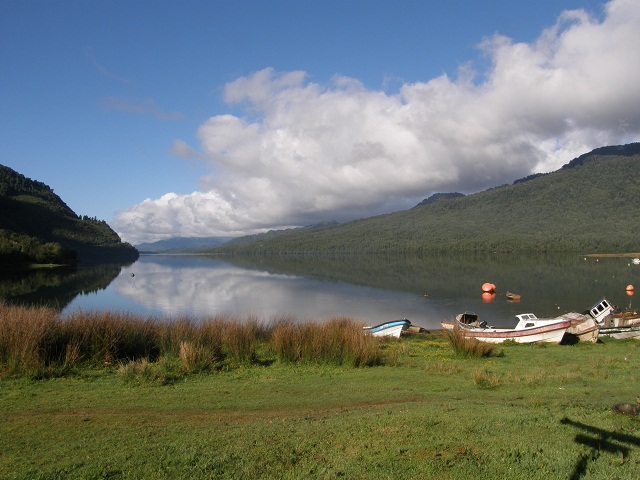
[445, 326, 498, 358]
[0, 303, 388, 377]
[222, 316, 266, 364]
[61, 310, 161, 364]
[0, 302, 57, 375]
[270, 316, 382, 366]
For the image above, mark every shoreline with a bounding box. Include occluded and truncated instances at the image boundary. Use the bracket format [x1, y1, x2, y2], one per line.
[584, 252, 640, 257]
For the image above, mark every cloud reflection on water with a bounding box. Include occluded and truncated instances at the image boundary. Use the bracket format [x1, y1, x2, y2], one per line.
[98, 255, 441, 328]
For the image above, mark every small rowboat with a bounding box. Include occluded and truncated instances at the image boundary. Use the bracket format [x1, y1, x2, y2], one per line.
[364, 319, 411, 338]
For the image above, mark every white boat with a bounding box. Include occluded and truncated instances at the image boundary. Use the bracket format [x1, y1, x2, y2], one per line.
[441, 313, 570, 344]
[632, 258, 640, 265]
[364, 319, 411, 338]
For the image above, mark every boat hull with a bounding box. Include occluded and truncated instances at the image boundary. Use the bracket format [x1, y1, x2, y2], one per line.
[364, 319, 411, 338]
[598, 325, 640, 339]
[557, 312, 599, 343]
[441, 320, 570, 344]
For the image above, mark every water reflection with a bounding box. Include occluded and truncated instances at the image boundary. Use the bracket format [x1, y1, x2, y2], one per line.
[64, 255, 439, 327]
[0, 264, 123, 309]
[50, 253, 640, 330]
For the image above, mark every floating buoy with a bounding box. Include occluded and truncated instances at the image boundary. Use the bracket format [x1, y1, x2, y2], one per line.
[482, 282, 496, 293]
[627, 284, 634, 291]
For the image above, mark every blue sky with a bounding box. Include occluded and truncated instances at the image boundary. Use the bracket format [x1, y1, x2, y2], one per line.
[2, 0, 638, 245]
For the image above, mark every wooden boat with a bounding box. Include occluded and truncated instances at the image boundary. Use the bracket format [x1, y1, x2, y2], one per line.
[603, 310, 640, 328]
[538, 298, 613, 343]
[441, 313, 570, 344]
[505, 292, 521, 301]
[364, 319, 411, 338]
[555, 311, 599, 343]
[598, 325, 640, 340]
[599, 308, 640, 339]
[585, 298, 640, 339]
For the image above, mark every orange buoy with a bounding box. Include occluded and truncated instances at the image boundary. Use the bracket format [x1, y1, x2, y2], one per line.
[626, 284, 634, 291]
[482, 282, 495, 293]
[627, 290, 634, 297]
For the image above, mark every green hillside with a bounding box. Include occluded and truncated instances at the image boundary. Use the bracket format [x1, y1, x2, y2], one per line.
[214, 144, 640, 254]
[0, 165, 138, 265]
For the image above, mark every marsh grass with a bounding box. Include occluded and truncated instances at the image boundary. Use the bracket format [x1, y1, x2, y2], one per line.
[270, 316, 382, 366]
[473, 368, 502, 389]
[0, 304, 384, 377]
[117, 356, 182, 385]
[0, 303, 57, 376]
[445, 326, 501, 358]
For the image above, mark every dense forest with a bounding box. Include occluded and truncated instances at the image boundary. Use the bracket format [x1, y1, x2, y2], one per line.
[0, 165, 138, 265]
[213, 144, 640, 255]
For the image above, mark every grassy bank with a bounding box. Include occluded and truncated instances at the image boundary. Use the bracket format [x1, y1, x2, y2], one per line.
[1, 305, 639, 479]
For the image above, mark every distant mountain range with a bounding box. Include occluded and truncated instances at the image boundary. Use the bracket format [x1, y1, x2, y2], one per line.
[0, 165, 138, 265]
[211, 143, 640, 255]
[136, 221, 341, 253]
[135, 236, 234, 253]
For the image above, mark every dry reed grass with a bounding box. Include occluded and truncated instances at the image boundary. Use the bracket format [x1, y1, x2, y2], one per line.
[270, 316, 382, 366]
[445, 326, 499, 358]
[473, 368, 502, 389]
[0, 303, 386, 377]
[0, 302, 57, 375]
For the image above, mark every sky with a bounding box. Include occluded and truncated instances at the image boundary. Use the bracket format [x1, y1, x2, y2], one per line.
[2, 0, 640, 245]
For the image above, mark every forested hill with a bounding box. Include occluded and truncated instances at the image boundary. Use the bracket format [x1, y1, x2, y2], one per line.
[213, 143, 640, 255]
[0, 165, 139, 265]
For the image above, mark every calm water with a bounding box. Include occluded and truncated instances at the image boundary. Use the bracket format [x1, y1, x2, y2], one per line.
[2, 253, 638, 330]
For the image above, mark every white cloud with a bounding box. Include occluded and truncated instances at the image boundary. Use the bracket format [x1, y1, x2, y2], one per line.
[114, 0, 640, 245]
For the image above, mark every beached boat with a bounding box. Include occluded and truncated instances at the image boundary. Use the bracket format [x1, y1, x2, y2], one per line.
[598, 325, 640, 339]
[364, 319, 411, 338]
[598, 305, 640, 339]
[441, 313, 570, 344]
[555, 311, 599, 343]
[525, 298, 613, 343]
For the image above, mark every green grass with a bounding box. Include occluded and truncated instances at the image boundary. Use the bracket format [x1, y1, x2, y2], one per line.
[1, 330, 639, 479]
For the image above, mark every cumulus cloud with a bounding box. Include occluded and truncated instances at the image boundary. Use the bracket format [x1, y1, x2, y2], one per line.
[114, 0, 640, 244]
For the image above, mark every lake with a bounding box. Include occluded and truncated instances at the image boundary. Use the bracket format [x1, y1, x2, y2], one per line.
[2, 253, 638, 330]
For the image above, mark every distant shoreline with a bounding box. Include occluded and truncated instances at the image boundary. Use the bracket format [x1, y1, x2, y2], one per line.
[584, 253, 640, 258]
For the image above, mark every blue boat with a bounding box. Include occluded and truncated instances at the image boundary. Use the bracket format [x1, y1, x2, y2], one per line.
[364, 319, 411, 338]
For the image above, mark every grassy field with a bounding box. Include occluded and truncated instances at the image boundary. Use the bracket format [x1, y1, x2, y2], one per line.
[1, 307, 640, 479]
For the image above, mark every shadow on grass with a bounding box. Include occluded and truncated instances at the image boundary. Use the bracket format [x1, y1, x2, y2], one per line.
[560, 417, 640, 480]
